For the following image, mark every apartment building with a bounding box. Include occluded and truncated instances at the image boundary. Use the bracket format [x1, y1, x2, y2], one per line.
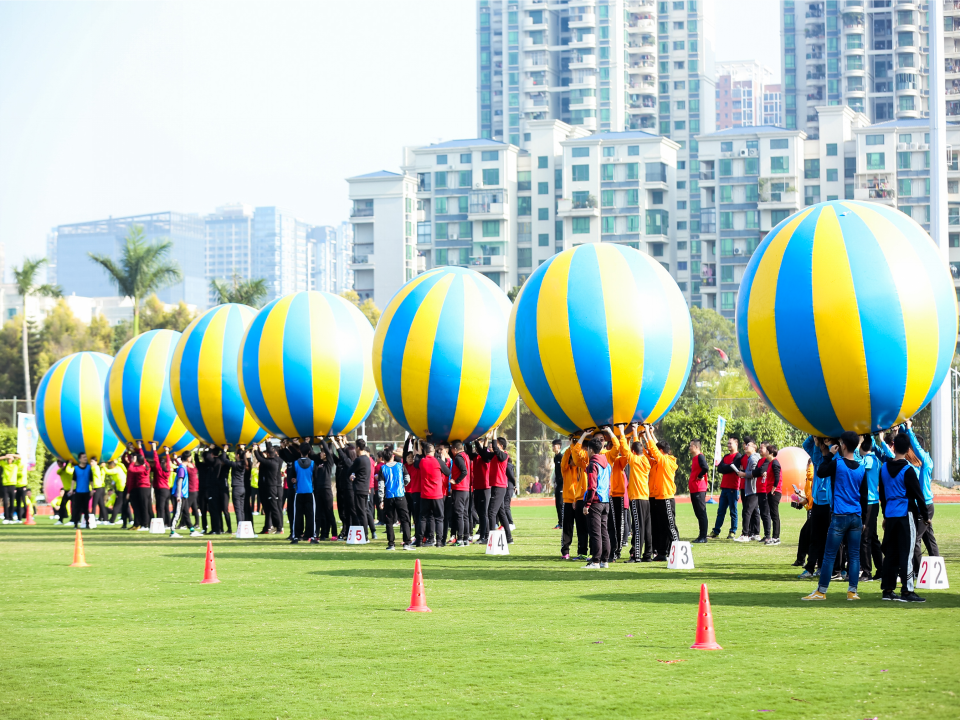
[763, 83, 784, 126]
[716, 61, 776, 129]
[697, 104, 960, 318]
[345, 170, 419, 307]
[781, 0, 933, 138]
[205, 204, 254, 305]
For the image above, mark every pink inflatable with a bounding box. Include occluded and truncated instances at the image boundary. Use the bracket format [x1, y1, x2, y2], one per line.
[42, 463, 63, 502]
[777, 446, 810, 497]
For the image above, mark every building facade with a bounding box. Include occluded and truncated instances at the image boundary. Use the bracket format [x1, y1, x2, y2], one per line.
[763, 83, 783, 127]
[54, 212, 207, 308]
[781, 0, 935, 138]
[716, 61, 776, 129]
[205, 203, 254, 306]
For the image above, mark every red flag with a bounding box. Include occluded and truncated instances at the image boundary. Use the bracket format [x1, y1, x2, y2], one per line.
[713, 347, 728, 363]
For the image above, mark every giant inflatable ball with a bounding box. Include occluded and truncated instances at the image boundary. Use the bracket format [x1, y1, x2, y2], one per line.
[775, 446, 810, 497]
[36, 351, 124, 463]
[170, 303, 267, 447]
[508, 243, 693, 435]
[737, 200, 958, 438]
[373, 267, 518, 443]
[105, 329, 198, 453]
[238, 291, 378, 438]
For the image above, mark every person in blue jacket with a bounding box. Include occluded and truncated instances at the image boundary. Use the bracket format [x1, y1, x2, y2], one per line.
[72, 453, 95, 530]
[802, 431, 868, 601]
[378, 451, 413, 551]
[857, 434, 889, 582]
[900, 420, 940, 572]
[798, 435, 835, 580]
[290, 443, 317, 545]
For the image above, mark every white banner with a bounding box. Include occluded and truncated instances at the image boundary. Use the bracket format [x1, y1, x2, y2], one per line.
[712, 416, 726, 466]
[17, 412, 39, 471]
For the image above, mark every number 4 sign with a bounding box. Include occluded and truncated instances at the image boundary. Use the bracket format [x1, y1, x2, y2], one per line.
[667, 541, 694, 570]
[485, 528, 509, 555]
[916, 556, 949, 590]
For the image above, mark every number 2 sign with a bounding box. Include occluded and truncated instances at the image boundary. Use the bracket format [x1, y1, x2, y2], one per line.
[916, 557, 949, 590]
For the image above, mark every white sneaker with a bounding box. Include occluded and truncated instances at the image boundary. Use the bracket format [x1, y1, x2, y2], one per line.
[599, 562, 609, 568]
[509, 523, 516, 530]
[583, 562, 601, 569]
[252, 511, 260, 516]
[751, 535, 762, 541]
[733, 535, 748, 542]
[169, 532, 182, 538]
[471, 534, 480, 542]
[138, 527, 149, 532]
[53, 520, 62, 525]
[190, 530, 203, 537]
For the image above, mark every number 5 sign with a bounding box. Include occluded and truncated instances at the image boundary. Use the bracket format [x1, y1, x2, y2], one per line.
[667, 541, 694, 570]
[916, 556, 949, 590]
[345, 526, 368, 545]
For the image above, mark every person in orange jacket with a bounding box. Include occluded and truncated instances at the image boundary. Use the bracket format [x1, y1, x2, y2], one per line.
[607, 425, 630, 561]
[560, 436, 588, 560]
[620, 423, 653, 562]
[644, 425, 679, 562]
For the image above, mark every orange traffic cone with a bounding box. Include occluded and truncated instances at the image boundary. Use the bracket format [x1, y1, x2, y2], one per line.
[23, 503, 36, 525]
[70, 530, 89, 567]
[201, 541, 220, 584]
[690, 583, 722, 650]
[406, 559, 431, 612]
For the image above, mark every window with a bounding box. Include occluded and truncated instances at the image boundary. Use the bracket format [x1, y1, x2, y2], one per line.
[517, 248, 532, 268]
[719, 159, 732, 177]
[677, 221, 687, 230]
[720, 212, 733, 230]
[435, 171, 447, 188]
[459, 221, 472, 238]
[572, 165, 590, 182]
[677, 201, 687, 210]
[482, 150, 500, 161]
[771, 156, 789, 174]
[572, 147, 590, 158]
[770, 138, 789, 149]
[628, 145, 640, 156]
[771, 209, 790, 225]
[555, 168, 562, 190]
[437, 155, 447, 164]
[436, 222, 448, 240]
[804, 159, 820, 179]
[482, 168, 500, 185]
[435, 197, 447, 215]
[538, 208, 549, 220]
[743, 157, 759, 175]
[626, 189, 639, 206]
[601, 190, 614, 207]
[745, 185, 759, 202]
[602, 216, 615, 234]
[866, 153, 885, 170]
[721, 142, 733, 153]
[950, 233, 960, 248]
[627, 215, 641, 232]
[719, 186, 732, 203]
[865, 135, 884, 146]
[898, 151, 912, 170]
[745, 211, 759, 229]
[626, 164, 640, 181]
[603, 147, 615, 158]
[652, 191, 663, 204]
[538, 233, 549, 246]
[825, 168, 838, 182]
[676, 100, 686, 110]
[555, 220, 563, 241]
[482, 221, 500, 237]
[461, 153, 471, 164]
[826, 143, 838, 157]
[572, 217, 590, 234]
[601, 164, 615, 181]
[721, 292, 735, 311]
[805, 185, 821, 205]
[518, 197, 531, 216]
[459, 170, 472, 187]
[538, 156, 548, 169]
[720, 265, 734, 283]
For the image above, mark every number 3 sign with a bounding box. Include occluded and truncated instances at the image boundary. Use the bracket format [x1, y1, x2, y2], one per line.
[916, 556, 950, 590]
[667, 541, 694, 570]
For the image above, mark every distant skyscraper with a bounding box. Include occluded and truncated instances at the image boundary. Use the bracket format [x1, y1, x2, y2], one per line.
[715, 61, 775, 129]
[45, 231, 57, 285]
[55, 212, 206, 307]
[336, 220, 354, 294]
[308, 224, 337, 293]
[250, 207, 313, 303]
[205, 203, 254, 305]
[762, 83, 783, 127]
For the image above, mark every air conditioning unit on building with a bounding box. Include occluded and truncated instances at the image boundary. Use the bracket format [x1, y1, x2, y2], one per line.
[897, 142, 908, 150]
[739, 148, 750, 157]
[910, 142, 919, 150]
[919, 143, 929, 151]
[733, 247, 743, 255]
[748, 148, 758, 157]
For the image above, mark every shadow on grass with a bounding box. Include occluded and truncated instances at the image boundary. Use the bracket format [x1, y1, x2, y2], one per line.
[580, 589, 960, 608]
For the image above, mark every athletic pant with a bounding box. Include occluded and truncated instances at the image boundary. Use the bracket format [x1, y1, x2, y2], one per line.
[606, 497, 624, 560]
[72, 491, 92, 527]
[757, 492, 771, 538]
[860, 503, 883, 577]
[109, 489, 130, 527]
[350, 491, 373, 537]
[817, 513, 861, 594]
[260, 484, 282, 533]
[560, 501, 576, 555]
[913, 503, 940, 573]
[137, 487, 154, 528]
[768, 491, 781, 540]
[750, 496, 762, 537]
[184, 491, 200, 528]
[284, 486, 295, 533]
[197, 486, 208, 532]
[741, 493, 759, 537]
[712, 487, 739, 534]
[418, 497, 444, 544]
[293, 492, 316, 539]
[243, 479, 254, 521]
[171, 495, 188, 530]
[690, 491, 708, 539]
[804, 503, 832, 574]
[472, 489, 489, 540]
[880, 513, 916, 594]
[153, 488, 170, 527]
[59, 490, 73, 523]
[486, 486, 513, 543]
[232, 485, 246, 526]
[652, 498, 679, 557]
[383, 496, 411, 546]
[504, 481, 515, 525]
[796, 509, 812, 565]
[336, 481, 353, 530]
[586, 502, 608, 564]
[3, 485, 16, 519]
[312, 484, 334, 538]
[628, 498, 653, 561]
[406, 492, 421, 542]
[221, 490, 232, 532]
[15, 487, 27, 520]
[206, 490, 223, 534]
[453, 490, 470, 541]
[91, 488, 106, 521]
[442, 494, 455, 543]
[554, 491, 563, 525]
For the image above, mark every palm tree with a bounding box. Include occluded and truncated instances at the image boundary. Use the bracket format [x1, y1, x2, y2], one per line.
[12, 257, 61, 413]
[209, 273, 268, 308]
[89, 225, 182, 337]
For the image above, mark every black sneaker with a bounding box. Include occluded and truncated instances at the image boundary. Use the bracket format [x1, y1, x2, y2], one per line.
[791, 560, 804, 567]
[385, 545, 396, 551]
[640, 557, 653, 562]
[881, 590, 900, 601]
[290, 538, 299, 544]
[709, 529, 720, 538]
[652, 555, 667, 562]
[859, 572, 873, 583]
[692, 537, 707, 544]
[899, 591, 926, 603]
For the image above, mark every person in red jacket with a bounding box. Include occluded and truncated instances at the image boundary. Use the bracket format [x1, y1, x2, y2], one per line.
[447, 441, 471, 545]
[711, 436, 742, 539]
[414, 443, 451, 547]
[688, 439, 710, 543]
[752, 444, 771, 542]
[468, 440, 491, 543]
[126, 448, 152, 531]
[479, 435, 513, 545]
[403, 437, 422, 546]
[755, 443, 782, 545]
[144, 441, 173, 528]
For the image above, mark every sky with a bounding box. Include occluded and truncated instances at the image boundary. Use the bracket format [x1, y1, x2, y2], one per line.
[0, 0, 781, 279]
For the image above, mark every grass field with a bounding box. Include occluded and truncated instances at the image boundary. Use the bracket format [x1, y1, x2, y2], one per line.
[2, 502, 959, 720]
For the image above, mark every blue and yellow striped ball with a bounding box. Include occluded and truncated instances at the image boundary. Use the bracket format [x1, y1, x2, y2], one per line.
[508, 243, 693, 435]
[373, 267, 518, 443]
[105, 330, 199, 453]
[238, 291, 378, 438]
[737, 200, 959, 438]
[36, 352, 124, 463]
[170, 304, 267, 447]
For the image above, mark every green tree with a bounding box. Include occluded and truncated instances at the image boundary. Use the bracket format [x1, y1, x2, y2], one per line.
[507, 285, 522, 302]
[36, 300, 114, 380]
[88, 225, 182, 337]
[340, 289, 381, 328]
[210, 273, 268, 308]
[687, 306, 739, 392]
[111, 295, 197, 350]
[12, 256, 61, 413]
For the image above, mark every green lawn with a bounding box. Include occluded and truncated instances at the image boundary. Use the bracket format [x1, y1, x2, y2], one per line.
[2, 502, 959, 720]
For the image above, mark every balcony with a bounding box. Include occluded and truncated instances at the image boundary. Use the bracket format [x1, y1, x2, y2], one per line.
[468, 190, 509, 219]
[569, 54, 597, 69]
[758, 190, 800, 209]
[854, 176, 897, 204]
[349, 254, 374, 270]
[557, 196, 600, 217]
[627, 17, 656, 33]
[525, 57, 549, 71]
[350, 206, 374, 220]
[469, 255, 508, 269]
[627, 40, 656, 53]
[568, 12, 595, 27]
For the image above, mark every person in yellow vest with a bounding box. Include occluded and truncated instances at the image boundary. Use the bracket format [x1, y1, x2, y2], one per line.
[644, 426, 679, 562]
[54, 460, 74, 525]
[560, 434, 589, 561]
[103, 460, 129, 528]
[91, 458, 107, 523]
[620, 423, 653, 562]
[14, 456, 28, 522]
[0, 454, 18, 523]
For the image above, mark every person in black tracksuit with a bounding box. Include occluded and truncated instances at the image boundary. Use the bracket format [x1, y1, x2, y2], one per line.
[222, 445, 248, 528]
[308, 437, 338, 540]
[332, 438, 355, 537]
[552, 440, 563, 528]
[197, 449, 226, 534]
[348, 438, 376, 539]
[254, 444, 283, 534]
